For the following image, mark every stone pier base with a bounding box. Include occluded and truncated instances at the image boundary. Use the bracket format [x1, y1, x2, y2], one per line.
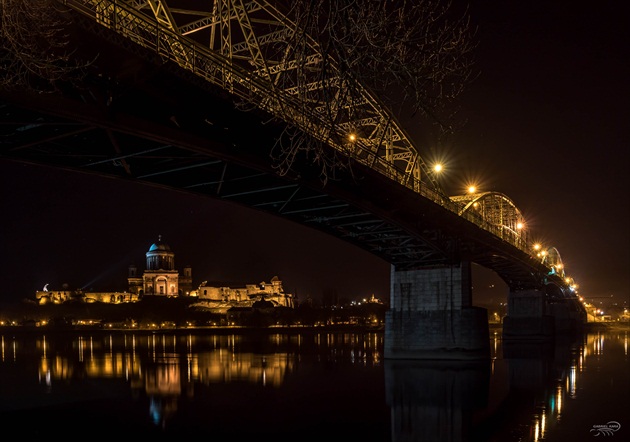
[503, 288, 554, 339]
[502, 315, 555, 340]
[384, 308, 490, 360]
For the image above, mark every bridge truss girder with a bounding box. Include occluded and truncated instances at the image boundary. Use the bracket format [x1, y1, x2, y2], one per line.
[451, 191, 529, 251]
[58, 0, 444, 199]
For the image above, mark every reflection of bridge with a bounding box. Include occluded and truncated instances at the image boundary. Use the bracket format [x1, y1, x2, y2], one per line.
[0, 0, 585, 359]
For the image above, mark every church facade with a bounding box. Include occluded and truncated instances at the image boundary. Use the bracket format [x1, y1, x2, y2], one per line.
[35, 237, 294, 309]
[127, 235, 193, 297]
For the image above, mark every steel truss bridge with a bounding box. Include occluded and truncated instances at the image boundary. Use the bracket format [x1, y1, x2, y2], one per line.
[1, 0, 577, 298]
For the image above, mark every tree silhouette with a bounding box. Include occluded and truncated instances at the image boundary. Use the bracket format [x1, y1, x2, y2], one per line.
[266, 0, 477, 181]
[0, 0, 91, 92]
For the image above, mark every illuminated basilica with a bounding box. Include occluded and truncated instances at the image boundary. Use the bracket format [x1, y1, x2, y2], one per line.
[127, 235, 193, 298]
[35, 236, 294, 308]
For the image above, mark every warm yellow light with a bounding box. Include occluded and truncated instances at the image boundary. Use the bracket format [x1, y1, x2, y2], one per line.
[468, 185, 476, 193]
[516, 222, 524, 230]
[348, 133, 356, 142]
[533, 243, 541, 250]
[433, 163, 443, 173]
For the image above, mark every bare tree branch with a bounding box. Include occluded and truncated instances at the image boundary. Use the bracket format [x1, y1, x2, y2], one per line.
[263, 0, 477, 183]
[0, 0, 91, 92]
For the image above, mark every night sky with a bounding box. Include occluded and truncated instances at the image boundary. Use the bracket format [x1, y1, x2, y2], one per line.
[1, 1, 628, 307]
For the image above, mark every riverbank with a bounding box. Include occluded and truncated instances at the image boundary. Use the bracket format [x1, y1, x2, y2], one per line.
[583, 321, 630, 332]
[0, 323, 386, 336]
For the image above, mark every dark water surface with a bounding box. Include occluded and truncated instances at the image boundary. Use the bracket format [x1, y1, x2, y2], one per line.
[0, 326, 627, 441]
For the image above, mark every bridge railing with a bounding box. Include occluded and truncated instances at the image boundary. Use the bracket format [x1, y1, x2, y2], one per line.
[61, 0, 536, 261]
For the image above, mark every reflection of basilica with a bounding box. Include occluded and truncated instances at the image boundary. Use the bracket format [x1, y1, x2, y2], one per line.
[35, 236, 294, 308]
[34, 333, 300, 428]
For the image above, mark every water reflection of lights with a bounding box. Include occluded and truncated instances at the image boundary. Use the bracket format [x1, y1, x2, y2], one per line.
[3, 331, 380, 429]
[568, 364, 577, 398]
[5, 337, 16, 362]
[491, 331, 500, 374]
[78, 336, 85, 362]
[555, 385, 563, 416]
[532, 408, 547, 442]
[594, 333, 605, 355]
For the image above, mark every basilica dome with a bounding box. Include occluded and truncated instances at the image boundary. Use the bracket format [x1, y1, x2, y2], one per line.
[148, 235, 171, 252]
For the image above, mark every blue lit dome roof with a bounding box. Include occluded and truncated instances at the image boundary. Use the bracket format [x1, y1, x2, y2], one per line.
[148, 235, 171, 252]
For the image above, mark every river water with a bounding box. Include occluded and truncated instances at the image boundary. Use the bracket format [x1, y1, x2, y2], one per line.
[0, 326, 627, 441]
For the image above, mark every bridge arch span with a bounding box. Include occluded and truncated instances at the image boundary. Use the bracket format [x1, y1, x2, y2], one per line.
[451, 191, 528, 250]
[541, 246, 566, 279]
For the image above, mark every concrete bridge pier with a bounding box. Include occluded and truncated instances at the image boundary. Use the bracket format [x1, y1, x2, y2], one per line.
[502, 289, 554, 339]
[384, 262, 490, 360]
[503, 289, 586, 338]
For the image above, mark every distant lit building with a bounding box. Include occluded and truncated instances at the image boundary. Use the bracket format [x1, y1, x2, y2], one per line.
[35, 236, 293, 309]
[35, 287, 137, 305]
[128, 235, 193, 297]
[190, 276, 294, 311]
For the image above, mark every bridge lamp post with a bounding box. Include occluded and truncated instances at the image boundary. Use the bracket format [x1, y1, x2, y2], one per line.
[533, 243, 547, 260]
[347, 133, 357, 153]
[432, 163, 445, 185]
[430, 163, 445, 190]
[515, 221, 527, 249]
[346, 133, 359, 158]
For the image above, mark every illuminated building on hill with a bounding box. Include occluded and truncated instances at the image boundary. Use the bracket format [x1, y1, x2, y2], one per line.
[190, 275, 295, 312]
[35, 236, 293, 308]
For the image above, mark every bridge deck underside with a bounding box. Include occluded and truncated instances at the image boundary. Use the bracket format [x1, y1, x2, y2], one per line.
[1, 94, 449, 270]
